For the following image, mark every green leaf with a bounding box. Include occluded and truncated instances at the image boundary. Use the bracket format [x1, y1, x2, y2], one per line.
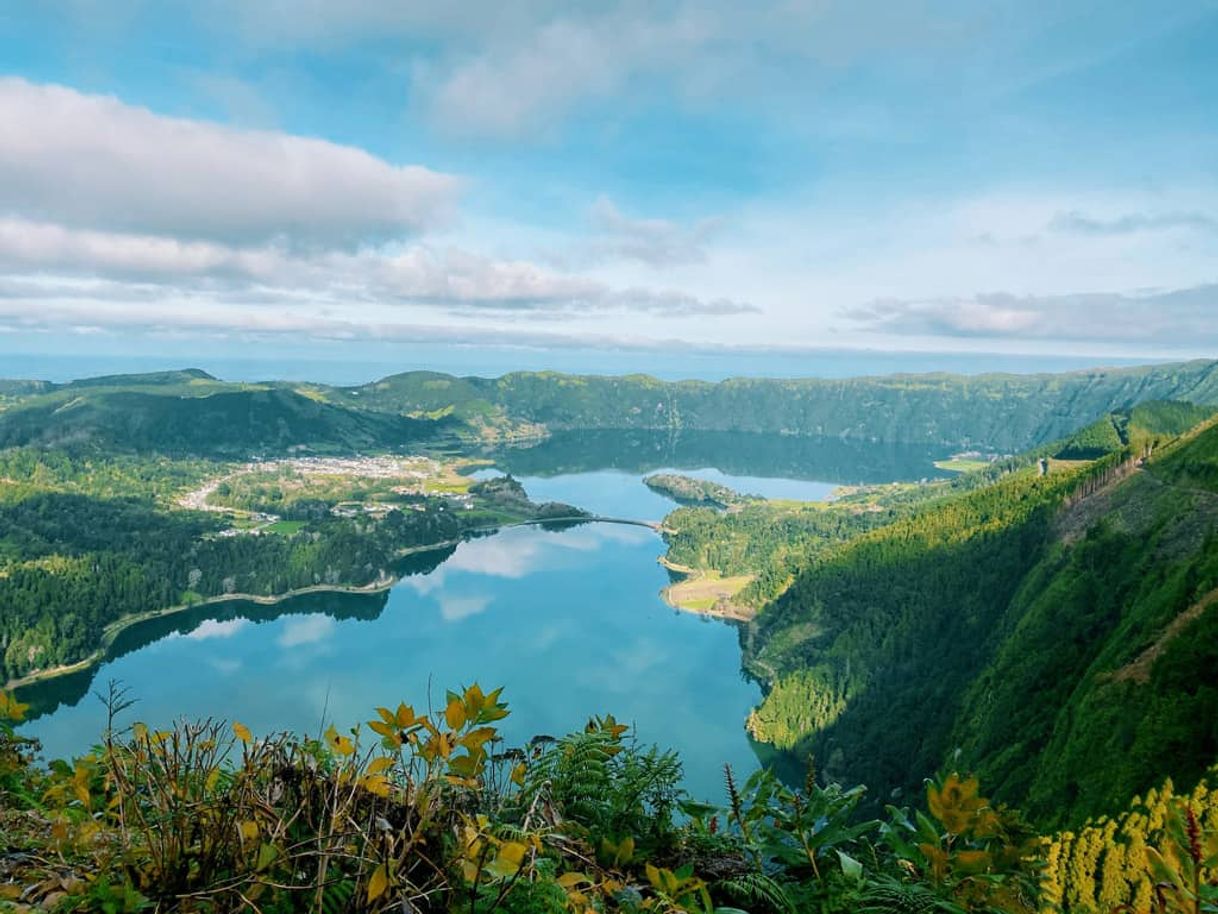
[837, 850, 863, 881]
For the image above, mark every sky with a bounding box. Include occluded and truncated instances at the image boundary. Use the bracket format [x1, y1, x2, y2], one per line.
[1, 0, 1217, 374]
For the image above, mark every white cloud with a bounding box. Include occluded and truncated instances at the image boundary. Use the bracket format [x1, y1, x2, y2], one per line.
[0, 219, 282, 280]
[228, 1, 985, 139]
[277, 615, 336, 647]
[184, 618, 250, 640]
[0, 78, 459, 246]
[439, 594, 492, 622]
[844, 284, 1218, 345]
[0, 293, 740, 351]
[1049, 210, 1218, 236]
[422, 17, 632, 138]
[0, 216, 754, 317]
[574, 197, 723, 268]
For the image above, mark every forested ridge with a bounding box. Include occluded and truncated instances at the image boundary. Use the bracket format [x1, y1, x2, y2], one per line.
[332, 360, 1218, 451]
[705, 407, 1218, 829]
[6, 360, 1218, 455]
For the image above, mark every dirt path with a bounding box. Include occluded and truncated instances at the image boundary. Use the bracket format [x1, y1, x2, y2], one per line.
[1109, 586, 1218, 685]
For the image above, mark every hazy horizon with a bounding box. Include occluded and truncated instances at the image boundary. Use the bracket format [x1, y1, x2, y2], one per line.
[1, 346, 1167, 387]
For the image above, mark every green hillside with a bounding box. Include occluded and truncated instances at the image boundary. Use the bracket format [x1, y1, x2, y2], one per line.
[738, 414, 1218, 827]
[0, 386, 451, 457]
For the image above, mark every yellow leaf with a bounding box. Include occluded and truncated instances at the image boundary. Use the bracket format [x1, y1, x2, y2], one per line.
[255, 842, 277, 871]
[511, 762, 527, 786]
[616, 835, 635, 865]
[557, 872, 590, 888]
[0, 691, 29, 722]
[499, 841, 528, 867]
[445, 697, 466, 730]
[449, 753, 480, 778]
[239, 820, 259, 841]
[368, 719, 396, 738]
[487, 841, 528, 878]
[460, 726, 497, 752]
[232, 721, 252, 743]
[367, 756, 394, 775]
[367, 864, 389, 902]
[325, 724, 355, 756]
[361, 774, 391, 797]
[131, 722, 149, 742]
[395, 702, 416, 727]
[954, 849, 992, 874]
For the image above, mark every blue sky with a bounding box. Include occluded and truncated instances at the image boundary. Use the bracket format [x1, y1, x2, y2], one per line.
[1, 0, 1216, 369]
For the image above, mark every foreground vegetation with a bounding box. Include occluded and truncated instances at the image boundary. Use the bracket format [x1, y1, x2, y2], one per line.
[1, 687, 1215, 913]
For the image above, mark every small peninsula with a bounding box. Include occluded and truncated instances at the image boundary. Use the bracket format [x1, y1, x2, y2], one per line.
[643, 472, 756, 508]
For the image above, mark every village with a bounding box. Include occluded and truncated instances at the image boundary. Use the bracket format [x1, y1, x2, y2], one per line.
[178, 454, 480, 535]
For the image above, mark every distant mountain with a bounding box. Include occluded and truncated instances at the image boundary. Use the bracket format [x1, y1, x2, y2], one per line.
[333, 360, 1218, 452]
[4, 359, 1218, 459]
[0, 379, 52, 398]
[0, 385, 451, 456]
[55, 368, 218, 389]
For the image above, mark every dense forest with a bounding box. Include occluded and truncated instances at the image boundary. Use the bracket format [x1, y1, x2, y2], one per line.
[0, 488, 465, 681]
[0, 441, 578, 683]
[689, 407, 1218, 829]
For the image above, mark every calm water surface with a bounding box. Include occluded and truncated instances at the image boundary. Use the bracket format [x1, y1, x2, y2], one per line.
[17, 447, 943, 799]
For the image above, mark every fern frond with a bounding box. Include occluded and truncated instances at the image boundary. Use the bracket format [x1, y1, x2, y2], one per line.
[717, 871, 796, 914]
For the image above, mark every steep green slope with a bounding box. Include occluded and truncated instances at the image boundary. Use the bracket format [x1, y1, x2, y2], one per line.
[1050, 399, 1216, 459]
[0, 387, 451, 457]
[742, 417, 1218, 826]
[339, 360, 1218, 451]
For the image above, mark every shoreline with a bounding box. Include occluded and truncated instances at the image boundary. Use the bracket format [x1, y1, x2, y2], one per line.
[5, 516, 658, 692]
[4, 576, 399, 691]
[656, 556, 756, 622]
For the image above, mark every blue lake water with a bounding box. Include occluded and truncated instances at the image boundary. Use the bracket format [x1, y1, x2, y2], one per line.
[16, 449, 941, 800]
[18, 481, 772, 801]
